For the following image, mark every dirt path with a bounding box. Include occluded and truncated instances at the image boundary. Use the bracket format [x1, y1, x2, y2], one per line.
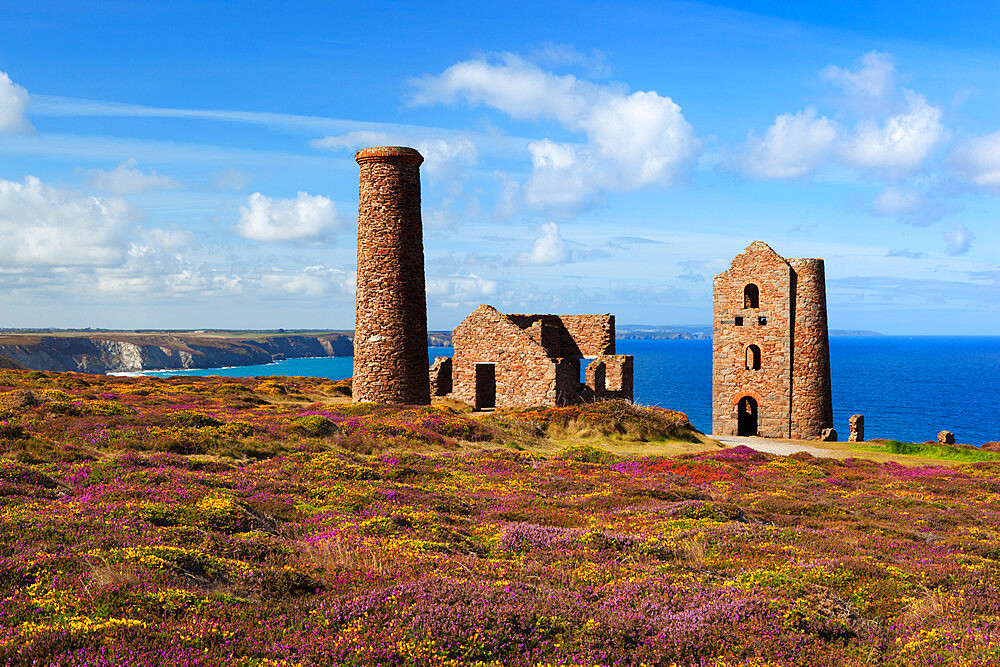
[713, 435, 851, 459]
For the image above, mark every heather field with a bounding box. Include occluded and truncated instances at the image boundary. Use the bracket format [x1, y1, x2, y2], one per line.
[1, 371, 999, 665]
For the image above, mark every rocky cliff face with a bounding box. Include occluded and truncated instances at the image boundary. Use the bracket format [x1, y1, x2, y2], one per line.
[0, 334, 355, 373]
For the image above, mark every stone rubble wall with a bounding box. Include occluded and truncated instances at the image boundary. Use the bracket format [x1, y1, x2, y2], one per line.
[585, 355, 634, 402]
[505, 314, 615, 358]
[451, 305, 556, 408]
[429, 356, 453, 397]
[352, 147, 430, 405]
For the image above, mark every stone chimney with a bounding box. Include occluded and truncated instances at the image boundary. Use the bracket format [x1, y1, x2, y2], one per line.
[352, 146, 431, 404]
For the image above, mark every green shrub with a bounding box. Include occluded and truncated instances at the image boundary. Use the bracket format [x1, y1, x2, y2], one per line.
[554, 444, 617, 464]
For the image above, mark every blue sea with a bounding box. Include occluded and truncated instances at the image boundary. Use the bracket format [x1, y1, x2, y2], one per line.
[143, 337, 1000, 445]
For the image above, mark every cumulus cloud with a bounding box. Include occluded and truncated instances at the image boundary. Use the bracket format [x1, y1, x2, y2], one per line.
[235, 191, 341, 243]
[426, 273, 498, 306]
[951, 130, 1000, 191]
[734, 52, 944, 179]
[516, 222, 572, 266]
[837, 91, 944, 172]
[822, 51, 896, 104]
[412, 53, 699, 208]
[943, 223, 974, 256]
[0, 70, 30, 132]
[85, 158, 182, 194]
[0, 176, 139, 267]
[739, 108, 837, 179]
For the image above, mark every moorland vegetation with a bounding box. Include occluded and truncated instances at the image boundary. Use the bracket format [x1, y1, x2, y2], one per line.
[0, 369, 998, 665]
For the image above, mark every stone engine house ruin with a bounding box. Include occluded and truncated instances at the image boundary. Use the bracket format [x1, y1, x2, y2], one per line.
[712, 241, 833, 439]
[352, 146, 431, 405]
[442, 305, 633, 409]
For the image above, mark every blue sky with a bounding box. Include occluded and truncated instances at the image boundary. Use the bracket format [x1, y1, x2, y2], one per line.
[1, 1, 999, 334]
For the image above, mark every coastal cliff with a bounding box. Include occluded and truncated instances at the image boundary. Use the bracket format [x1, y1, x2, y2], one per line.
[0, 333, 354, 373]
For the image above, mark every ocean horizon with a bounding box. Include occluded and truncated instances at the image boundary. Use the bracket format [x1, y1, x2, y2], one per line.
[141, 335, 1000, 446]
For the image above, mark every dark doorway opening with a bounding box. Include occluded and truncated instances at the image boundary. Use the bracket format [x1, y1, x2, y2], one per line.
[737, 396, 758, 436]
[475, 363, 496, 410]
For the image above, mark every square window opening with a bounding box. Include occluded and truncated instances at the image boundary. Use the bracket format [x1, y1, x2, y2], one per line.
[758, 316, 767, 325]
[735, 316, 744, 326]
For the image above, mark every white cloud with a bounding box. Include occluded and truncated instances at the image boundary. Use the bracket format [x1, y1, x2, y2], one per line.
[837, 91, 944, 172]
[943, 223, 974, 256]
[951, 130, 1000, 190]
[516, 222, 572, 266]
[0, 70, 30, 132]
[412, 54, 699, 208]
[235, 191, 342, 243]
[527, 43, 611, 78]
[739, 107, 837, 179]
[311, 132, 478, 179]
[734, 53, 944, 179]
[213, 169, 251, 191]
[426, 273, 498, 304]
[85, 158, 182, 194]
[822, 51, 896, 103]
[871, 186, 922, 215]
[0, 176, 138, 267]
[258, 266, 353, 297]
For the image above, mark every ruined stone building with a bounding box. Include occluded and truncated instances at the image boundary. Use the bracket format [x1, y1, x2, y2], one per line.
[712, 241, 833, 439]
[439, 305, 633, 409]
[352, 146, 431, 404]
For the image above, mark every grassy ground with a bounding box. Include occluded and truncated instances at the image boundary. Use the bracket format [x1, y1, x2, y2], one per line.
[1, 369, 999, 665]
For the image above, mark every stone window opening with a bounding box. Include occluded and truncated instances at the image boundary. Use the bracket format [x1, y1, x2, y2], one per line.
[758, 316, 767, 326]
[734, 316, 744, 326]
[745, 344, 761, 370]
[744, 284, 760, 309]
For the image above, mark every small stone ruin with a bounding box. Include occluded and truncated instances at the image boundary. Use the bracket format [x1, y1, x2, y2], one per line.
[937, 430, 955, 445]
[848, 414, 864, 442]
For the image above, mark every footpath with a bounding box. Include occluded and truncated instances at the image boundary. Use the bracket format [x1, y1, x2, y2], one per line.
[713, 435, 852, 459]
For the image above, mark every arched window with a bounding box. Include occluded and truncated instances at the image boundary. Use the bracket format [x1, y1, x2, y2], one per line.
[745, 344, 761, 370]
[744, 284, 759, 309]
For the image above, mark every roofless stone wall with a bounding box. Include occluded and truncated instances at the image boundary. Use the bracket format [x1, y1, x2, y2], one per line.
[712, 241, 832, 439]
[352, 146, 430, 405]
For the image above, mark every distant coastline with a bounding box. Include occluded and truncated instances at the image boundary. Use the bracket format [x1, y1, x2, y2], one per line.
[0, 326, 884, 373]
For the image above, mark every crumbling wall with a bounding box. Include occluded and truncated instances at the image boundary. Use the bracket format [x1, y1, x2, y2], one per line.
[585, 355, 634, 401]
[558, 314, 616, 356]
[429, 356, 452, 397]
[505, 313, 614, 358]
[451, 305, 555, 408]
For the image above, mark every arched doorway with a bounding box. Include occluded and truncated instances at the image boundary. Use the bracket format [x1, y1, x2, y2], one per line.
[737, 396, 758, 436]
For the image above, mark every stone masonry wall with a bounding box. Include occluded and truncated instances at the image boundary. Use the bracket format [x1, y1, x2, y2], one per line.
[712, 241, 794, 437]
[712, 241, 833, 439]
[451, 305, 555, 408]
[429, 356, 452, 397]
[788, 258, 834, 438]
[352, 146, 430, 405]
[558, 315, 616, 356]
[506, 314, 615, 358]
[585, 355, 634, 401]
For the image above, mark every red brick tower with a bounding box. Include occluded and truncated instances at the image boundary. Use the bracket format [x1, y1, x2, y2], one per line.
[712, 241, 833, 439]
[353, 146, 430, 405]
